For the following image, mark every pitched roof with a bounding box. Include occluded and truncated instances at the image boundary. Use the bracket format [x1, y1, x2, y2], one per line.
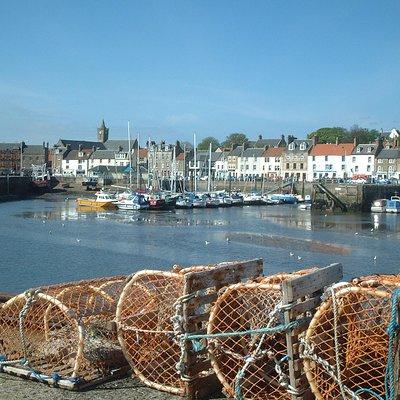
[264, 147, 284, 157]
[310, 143, 354, 156]
[22, 145, 46, 155]
[64, 149, 93, 160]
[196, 151, 223, 162]
[241, 147, 265, 157]
[254, 138, 283, 148]
[0, 142, 21, 150]
[351, 143, 380, 155]
[104, 139, 138, 151]
[227, 145, 244, 157]
[56, 139, 105, 150]
[89, 150, 116, 160]
[376, 149, 400, 159]
[286, 140, 313, 152]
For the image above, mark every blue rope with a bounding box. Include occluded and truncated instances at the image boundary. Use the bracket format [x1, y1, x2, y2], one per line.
[385, 288, 400, 400]
[355, 387, 385, 400]
[186, 318, 304, 342]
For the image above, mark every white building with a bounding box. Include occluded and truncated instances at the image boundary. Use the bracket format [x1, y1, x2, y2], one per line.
[263, 147, 284, 180]
[349, 143, 382, 178]
[307, 143, 355, 181]
[236, 148, 265, 180]
[61, 148, 93, 176]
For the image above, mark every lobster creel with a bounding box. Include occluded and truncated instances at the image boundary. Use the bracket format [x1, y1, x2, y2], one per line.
[207, 269, 317, 400]
[115, 259, 264, 397]
[303, 275, 400, 400]
[0, 275, 128, 387]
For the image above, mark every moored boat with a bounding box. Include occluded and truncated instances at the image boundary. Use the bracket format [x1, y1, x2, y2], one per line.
[231, 193, 244, 206]
[192, 195, 207, 208]
[175, 196, 193, 209]
[370, 199, 387, 213]
[116, 194, 149, 210]
[76, 191, 116, 209]
[243, 192, 264, 206]
[386, 196, 400, 213]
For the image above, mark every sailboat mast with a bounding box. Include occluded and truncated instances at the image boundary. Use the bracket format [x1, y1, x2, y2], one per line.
[128, 121, 132, 187]
[136, 132, 140, 190]
[147, 136, 151, 190]
[194, 133, 197, 194]
[207, 141, 212, 192]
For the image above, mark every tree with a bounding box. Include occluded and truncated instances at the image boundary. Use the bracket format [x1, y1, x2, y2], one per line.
[197, 136, 220, 151]
[222, 133, 249, 148]
[307, 127, 347, 144]
[347, 125, 379, 144]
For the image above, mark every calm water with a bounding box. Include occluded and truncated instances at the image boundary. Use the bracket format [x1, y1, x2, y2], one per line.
[0, 197, 399, 293]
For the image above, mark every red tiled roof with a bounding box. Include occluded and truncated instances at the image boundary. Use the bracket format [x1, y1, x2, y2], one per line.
[263, 147, 284, 157]
[310, 143, 355, 156]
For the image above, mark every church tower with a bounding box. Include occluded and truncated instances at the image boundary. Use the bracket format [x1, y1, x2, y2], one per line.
[97, 119, 109, 143]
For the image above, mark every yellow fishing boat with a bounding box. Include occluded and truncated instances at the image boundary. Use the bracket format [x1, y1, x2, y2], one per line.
[76, 191, 116, 209]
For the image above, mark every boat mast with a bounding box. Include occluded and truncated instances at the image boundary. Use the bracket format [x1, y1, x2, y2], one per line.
[128, 121, 132, 188]
[136, 132, 140, 190]
[194, 133, 197, 194]
[207, 141, 212, 192]
[147, 136, 151, 190]
[183, 143, 186, 193]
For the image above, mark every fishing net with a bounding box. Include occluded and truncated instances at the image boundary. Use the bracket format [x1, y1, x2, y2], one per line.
[0, 275, 128, 385]
[303, 274, 400, 400]
[207, 268, 317, 400]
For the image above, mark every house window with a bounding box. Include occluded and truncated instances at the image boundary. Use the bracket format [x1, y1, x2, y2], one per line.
[368, 147, 373, 152]
[341, 164, 345, 170]
[253, 165, 256, 170]
[78, 151, 84, 157]
[313, 164, 316, 170]
[368, 156, 372, 163]
[352, 156, 356, 162]
[78, 159, 82, 164]
[66, 160, 69, 164]
[246, 165, 249, 170]
[78, 165, 82, 170]
[356, 147, 361, 153]
[300, 142, 306, 150]
[300, 163, 304, 169]
[378, 166, 382, 172]
[286, 155, 290, 160]
[342, 156, 345, 162]
[275, 157, 280, 162]
[300, 155, 304, 160]
[286, 163, 289, 169]
[268, 165, 272, 171]
[325, 156, 328, 161]
[367, 165, 371, 172]
[275, 165, 280, 171]
[65, 165, 69, 169]
[355, 166, 359, 172]
[265, 157, 269, 162]
[389, 159, 395, 164]
[312, 156, 316, 161]
[288, 142, 295, 150]
[293, 163, 297, 170]
[389, 166, 394, 173]
[378, 159, 383, 164]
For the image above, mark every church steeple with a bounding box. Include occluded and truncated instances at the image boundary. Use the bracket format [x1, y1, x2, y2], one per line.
[97, 119, 109, 143]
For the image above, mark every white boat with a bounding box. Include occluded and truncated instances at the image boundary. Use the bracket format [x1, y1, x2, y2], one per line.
[116, 194, 149, 210]
[298, 203, 312, 210]
[192, 195, 206, 208]
[175, 196, 193, 209]
[242, 193, 264, 206]
[218, 193, 233, 207]
[371, 199, 387, 213]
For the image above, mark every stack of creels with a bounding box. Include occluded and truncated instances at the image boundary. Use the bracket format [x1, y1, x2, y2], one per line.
[303, 274, 400, 400]
[115, 265, 216, 395]
[207, 269, 316, 400]
[0, 275, 128, 384]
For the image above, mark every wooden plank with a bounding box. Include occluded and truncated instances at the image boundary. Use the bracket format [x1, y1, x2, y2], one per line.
[282, 263, 343, 303]
[185, 259, 263, 292]
[289, 296, 320, 317]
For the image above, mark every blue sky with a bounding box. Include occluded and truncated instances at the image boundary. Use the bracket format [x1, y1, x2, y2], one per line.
[1, 1, 400, 145]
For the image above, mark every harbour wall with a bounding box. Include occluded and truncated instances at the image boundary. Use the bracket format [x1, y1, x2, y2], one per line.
[0, 176, 33, 198]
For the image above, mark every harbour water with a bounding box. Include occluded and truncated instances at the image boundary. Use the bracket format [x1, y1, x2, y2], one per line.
[1, 195, 399, 293]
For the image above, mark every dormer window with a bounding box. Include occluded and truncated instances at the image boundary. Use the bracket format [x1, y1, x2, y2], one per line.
[78, 151, 84, 157]
[368, 146, 373, 152]
[299, 142, 306, 151]
[288, 142, 295, 151]
[356, 147, 363, 153]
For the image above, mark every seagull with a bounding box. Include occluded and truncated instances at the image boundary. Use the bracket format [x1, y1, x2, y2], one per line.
[226, 237, 230, 242]
[76, 238, 81, 243]
[49, 230, 52, 235]
[42, 220, 46, 224]
[373, 256, 377, 261]
[205, 241, 210, 245]
[354, 232, 359, 235]
[370, 228, 374, 232]
[297, 256, 302, 261]
[324, 214, 328, 217]
[289, 252, 294, 257]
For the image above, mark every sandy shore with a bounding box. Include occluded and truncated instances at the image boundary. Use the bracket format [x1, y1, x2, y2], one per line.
[0, 374, 223, 400]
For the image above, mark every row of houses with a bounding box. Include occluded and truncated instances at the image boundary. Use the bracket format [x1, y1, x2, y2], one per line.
[2, 120, 400, 183]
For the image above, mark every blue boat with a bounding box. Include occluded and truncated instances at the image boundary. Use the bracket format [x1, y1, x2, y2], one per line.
[386, 196, 400, 213]
[270, 194, 298, 204]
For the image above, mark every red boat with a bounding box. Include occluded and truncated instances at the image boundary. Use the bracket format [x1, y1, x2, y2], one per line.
[148, 197, 166, 210]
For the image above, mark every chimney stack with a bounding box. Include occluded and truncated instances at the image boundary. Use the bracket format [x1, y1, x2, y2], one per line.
[312, 135, 319, 146]
[353, 137, 357, 146]
[335, 137, 339, 146]
[78, 144, 82, 151]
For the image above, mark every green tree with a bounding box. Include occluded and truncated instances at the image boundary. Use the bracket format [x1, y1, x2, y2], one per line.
[222, 132, 249, 148]
[307, 127, 348, 144]
[197, 136, 220, 151]
[347, 125, 379, 144]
